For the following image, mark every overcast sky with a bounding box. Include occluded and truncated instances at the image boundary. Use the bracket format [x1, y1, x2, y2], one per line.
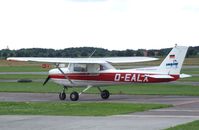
[0, 0, 199, 50]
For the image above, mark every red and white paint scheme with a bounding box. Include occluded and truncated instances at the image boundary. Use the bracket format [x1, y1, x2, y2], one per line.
[7, 46, 191, 101]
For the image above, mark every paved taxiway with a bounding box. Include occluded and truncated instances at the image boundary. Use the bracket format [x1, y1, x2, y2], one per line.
[0, 93, 199, 130]
[0, 115, 198, 130]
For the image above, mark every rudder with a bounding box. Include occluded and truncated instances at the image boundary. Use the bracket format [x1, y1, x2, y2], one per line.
[157, 46, 188, 75]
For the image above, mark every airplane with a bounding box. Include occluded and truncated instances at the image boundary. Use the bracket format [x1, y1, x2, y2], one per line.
[7, 45, 191, 101]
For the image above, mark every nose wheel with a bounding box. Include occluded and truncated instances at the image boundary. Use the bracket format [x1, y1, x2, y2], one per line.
[58, 86, 79, 101]
[59, 91, 79, 101]
[59, 86, 67, 100]
[59, 92, 66, 100]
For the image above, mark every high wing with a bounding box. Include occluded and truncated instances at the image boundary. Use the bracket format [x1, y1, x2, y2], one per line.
[7, 57, 158, 64]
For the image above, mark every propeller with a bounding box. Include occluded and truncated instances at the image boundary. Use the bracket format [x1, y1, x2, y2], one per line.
[43, 76, 50, 86]
[43, 64, 73, 86]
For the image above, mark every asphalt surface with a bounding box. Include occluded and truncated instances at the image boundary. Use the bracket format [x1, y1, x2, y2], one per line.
[0, 93, 199, 130]
[0, 115, 198, 130]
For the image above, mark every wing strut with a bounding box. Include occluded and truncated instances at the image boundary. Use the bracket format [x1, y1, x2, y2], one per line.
[79, 85, 92, 95]
[56, 64, 74, 84]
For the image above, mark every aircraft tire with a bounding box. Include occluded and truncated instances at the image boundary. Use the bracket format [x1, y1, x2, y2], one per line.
[101, 90, 110, 100]
[70, 91, 79, 101]
[59, 92, 66, 100]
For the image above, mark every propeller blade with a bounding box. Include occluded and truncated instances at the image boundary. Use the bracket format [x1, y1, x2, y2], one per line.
[43, 76, 50, 86]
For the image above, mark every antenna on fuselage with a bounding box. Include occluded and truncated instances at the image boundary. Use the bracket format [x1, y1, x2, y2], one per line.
[89, 49, 96, 58]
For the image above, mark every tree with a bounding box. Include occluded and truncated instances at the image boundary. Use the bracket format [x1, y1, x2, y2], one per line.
[136, 49, 144, 56]
[1, 46, 198, 58]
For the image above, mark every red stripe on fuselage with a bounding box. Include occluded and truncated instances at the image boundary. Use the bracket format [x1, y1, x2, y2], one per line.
[49, 73, 179, 83]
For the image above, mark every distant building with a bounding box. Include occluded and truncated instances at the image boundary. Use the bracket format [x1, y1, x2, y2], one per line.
[143, 50, 148, 56]
[6, 46, 9, 50]
[154, 51, 158, 57]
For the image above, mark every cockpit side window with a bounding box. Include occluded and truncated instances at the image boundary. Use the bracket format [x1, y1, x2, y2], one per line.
[68, 63, 115, 73]
[73, 64, 87, 72]
[99, 65, 105, 71]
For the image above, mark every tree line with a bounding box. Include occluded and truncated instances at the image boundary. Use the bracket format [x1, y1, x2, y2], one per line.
[0, 46, 198, 59]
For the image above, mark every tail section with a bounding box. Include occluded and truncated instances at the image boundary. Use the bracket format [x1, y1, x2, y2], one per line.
[157, 46, 188, 75]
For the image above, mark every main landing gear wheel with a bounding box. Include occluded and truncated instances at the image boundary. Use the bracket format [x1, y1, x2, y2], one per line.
[70, 91, 79, 101]
[59, 92, 66, 100]
[101, 90, 110, 100]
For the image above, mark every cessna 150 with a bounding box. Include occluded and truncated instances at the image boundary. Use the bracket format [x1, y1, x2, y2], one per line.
[7, 46, 190, 101]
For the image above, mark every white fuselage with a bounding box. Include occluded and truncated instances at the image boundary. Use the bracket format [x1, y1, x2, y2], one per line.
[48, 67, 179, 87]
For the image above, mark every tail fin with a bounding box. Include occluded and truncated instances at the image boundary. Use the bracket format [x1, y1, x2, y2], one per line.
[157, 46, 188, 75]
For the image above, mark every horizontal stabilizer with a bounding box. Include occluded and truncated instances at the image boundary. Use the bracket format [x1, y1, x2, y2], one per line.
[146, 74, 174, 79]
[180, 74, 192, 78]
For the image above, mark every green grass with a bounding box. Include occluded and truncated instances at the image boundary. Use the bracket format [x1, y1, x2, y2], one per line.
[0, 82, 199, 96]
[0, 59, 50, 72]
[181, 68, 199, 75]
[0, 74, 46, 79]
[0, 66, 49, 72]
[115, 58, 199, 66]
[165, 120, 199, 130]
[0, 82, 61, 93]
[183, 58, 199, 66]
[0, 102, 170, 116]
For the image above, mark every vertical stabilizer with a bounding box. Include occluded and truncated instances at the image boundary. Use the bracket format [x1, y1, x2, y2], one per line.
[158, 46, 188, 75]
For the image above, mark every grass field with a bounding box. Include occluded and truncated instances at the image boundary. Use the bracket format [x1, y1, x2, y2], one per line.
[0, 102, 170, 116]
[166, 120, 199, 130]
[0, 82, 199, 96]
[115, 58, 199, 66]
[0, 66, 49, 72]
[0, 74, 46, 79]
[0, 60, 49, 72]
[0, 82, 60, 93]
[181, 68, 199, 74]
